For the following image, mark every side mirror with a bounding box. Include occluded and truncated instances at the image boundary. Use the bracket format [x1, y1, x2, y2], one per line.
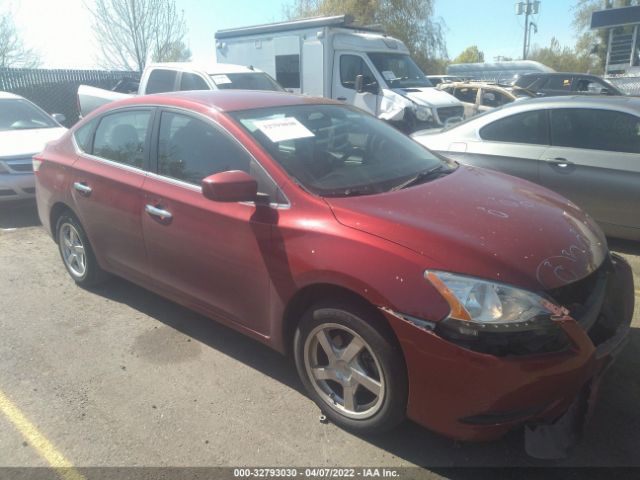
[51, 113, 66, 124]
[201, 170, 258, 202]
[601, 87, 609, 94]
[355, 74, 364, 93]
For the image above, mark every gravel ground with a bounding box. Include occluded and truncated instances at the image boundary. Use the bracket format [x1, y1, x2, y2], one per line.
[0, 201, 638, 474]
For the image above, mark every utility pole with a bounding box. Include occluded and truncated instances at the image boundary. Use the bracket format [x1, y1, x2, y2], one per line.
[516, 1, 540, 60]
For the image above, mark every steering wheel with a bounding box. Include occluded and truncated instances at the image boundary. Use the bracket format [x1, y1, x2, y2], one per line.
[338, 145, 365, 163]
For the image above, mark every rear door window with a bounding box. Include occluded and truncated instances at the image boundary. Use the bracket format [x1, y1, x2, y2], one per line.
[479, 110, 549, 145]
[179, 72, 209, 91]
[480, 89, 509, 108]
[146, 69, 177, 94]
[543, 76, 572, 92]
[452, 87, 478, 104]
[550, 108, 640, 153]
[92, 110, 152, 168]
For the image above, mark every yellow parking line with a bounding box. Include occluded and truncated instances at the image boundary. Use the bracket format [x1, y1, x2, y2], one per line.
[0, 388, 85, 480]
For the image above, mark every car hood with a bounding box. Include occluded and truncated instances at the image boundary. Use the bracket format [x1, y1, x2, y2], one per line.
[325, 165, 607, 291]
[392, 87, 461, 108]
[0, 127, 67, 157]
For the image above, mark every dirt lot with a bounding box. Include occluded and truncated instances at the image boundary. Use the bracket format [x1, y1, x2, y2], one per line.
[1, 201, 639, 474]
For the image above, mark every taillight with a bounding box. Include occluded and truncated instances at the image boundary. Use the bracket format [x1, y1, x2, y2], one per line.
[32, 158, 43, 172]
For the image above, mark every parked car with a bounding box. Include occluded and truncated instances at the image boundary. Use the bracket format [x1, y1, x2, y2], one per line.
[35, 91, 633, 458]
[412, 96, 640, 240]
[426, 75, 464, 86]
[0, 92, 67, 203]
[77, 62, 283, 117]
[216, 15, 465, 132]
[438, 81, 535, 117]
[514, 73, 625, 97]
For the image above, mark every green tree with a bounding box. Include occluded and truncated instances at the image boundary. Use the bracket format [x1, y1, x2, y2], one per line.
[285, 0, 448, 73]
[452, 45, 484, 64]
[153, 41, 192, 63]
[0, 11, 41, 68]
[528, 37, 593, 72]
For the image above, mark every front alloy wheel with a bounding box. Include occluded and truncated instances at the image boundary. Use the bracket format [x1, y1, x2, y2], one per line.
[304, 323, 385, 419]
[294, 301, 407, 433]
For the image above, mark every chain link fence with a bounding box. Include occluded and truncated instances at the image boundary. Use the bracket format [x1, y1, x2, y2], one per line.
[607, 76, 640, 96]
[0, 68, 140, 127]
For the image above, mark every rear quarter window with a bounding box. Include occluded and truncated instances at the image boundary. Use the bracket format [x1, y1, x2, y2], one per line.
[73, 118, 98, 152]
[146, 69, 177, 94]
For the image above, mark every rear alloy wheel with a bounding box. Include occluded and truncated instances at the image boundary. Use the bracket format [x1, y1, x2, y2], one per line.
[294, 301, 407, 433]
[56, 212, 107, 286]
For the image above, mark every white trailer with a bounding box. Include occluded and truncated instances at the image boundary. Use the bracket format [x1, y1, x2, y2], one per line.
[215, 15, 464, 132]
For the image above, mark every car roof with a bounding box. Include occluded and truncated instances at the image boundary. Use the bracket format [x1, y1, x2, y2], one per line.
[147, 62, 264, 75]
[520, 72, 600, 78]
[0, 91, 24, 100]
[99, 90, 341, 114]
[503, 95, 640, 109]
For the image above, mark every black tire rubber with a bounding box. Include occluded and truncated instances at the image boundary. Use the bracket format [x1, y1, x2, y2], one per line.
[56, 211, 108, 287]
[294, 299, 408, 434]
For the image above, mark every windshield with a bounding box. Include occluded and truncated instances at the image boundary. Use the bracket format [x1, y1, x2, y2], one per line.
[230, 104, 452, 197]
[367, 53, 432, 89]
[210, 72, 283, 92]
[0, 99, 58, 131]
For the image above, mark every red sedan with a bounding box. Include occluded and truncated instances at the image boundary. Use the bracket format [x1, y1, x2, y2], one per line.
[35, 91, 633, 457]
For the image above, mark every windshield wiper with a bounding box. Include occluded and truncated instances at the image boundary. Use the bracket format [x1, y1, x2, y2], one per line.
[391, 165, 449, 191]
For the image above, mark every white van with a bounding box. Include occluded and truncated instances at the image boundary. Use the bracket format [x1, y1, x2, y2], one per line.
[215, 15, 464, 132]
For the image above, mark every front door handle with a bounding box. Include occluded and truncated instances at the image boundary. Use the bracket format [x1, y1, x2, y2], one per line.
[73, 182, 92, 195]
[145, 204, 173, 223]
[337, 96, 347, 101]
[545, 157, 573, 168]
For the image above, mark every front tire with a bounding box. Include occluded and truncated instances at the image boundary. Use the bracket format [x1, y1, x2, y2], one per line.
[56, 212, 107, 287]
[294, 300, 407, 434]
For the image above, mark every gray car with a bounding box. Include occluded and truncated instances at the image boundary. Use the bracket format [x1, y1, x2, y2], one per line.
[0, 92, 67, 202]
[412, 96, 640, 240]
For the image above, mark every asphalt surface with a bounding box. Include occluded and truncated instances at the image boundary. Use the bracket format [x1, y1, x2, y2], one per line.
[0, 201, 639, 475]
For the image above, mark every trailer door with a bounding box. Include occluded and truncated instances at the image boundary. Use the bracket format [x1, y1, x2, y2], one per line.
[302, 37, 324, 96]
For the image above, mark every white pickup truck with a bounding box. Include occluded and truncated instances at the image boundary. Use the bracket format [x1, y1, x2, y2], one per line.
[77, 62, 283, 117]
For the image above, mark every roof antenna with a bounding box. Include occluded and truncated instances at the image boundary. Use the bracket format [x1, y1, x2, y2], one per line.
[248, 65, 255, 70]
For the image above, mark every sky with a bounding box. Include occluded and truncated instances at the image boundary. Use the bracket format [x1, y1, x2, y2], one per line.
[3, 0, 580, 71]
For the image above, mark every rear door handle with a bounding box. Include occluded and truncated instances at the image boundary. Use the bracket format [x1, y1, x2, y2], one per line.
[545, 157, 573, 168]
[73, 182, 92, 195]
[145, 204, 173, 222]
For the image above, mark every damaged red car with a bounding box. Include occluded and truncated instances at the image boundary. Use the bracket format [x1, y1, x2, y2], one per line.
[35, 91, 634, 457]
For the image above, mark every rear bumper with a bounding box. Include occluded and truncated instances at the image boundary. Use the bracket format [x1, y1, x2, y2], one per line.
[383, 254, 634, 442]
[0, 173, 35, 202]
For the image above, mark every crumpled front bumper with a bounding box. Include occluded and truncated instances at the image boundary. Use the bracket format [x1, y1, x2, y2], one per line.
[381, 253, 634, 450]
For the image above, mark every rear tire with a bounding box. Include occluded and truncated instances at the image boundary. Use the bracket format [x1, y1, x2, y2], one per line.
[294, 299, 407, 434]
[56, 212, 107, 287]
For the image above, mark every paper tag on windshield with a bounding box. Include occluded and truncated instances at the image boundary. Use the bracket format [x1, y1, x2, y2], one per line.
[211, 74, 232, 85]
[254, 117, 315, 143]
[381, 70, 397, 81]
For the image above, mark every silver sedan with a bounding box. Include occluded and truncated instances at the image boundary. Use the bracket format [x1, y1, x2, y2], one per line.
[412, 96, 640, 241]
